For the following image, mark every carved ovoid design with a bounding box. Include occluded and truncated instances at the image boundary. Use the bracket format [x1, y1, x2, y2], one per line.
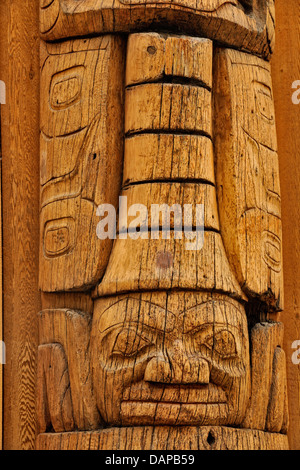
[37, 0, 289, 451]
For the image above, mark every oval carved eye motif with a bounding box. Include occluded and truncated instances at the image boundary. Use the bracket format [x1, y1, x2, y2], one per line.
[204, 330, 237, 359]
[112, 328, 152, 358]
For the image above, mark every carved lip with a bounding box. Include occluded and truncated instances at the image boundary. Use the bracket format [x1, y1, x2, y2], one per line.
[120, 401, 229, 425]
[122, 382, 227, 404]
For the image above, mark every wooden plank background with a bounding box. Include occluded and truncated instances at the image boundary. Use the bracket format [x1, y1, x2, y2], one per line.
[272, 0, 300, 451]
[0, 0, 299, 450]
[0, 0, 40, 450]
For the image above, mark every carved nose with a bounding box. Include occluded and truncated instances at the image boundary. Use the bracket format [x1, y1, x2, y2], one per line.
[144, 340, 210, 385]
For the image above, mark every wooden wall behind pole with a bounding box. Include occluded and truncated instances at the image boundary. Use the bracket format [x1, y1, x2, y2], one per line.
[0, 61, 2, 452]
[0, 0, 40, 449]
[272, 0, 300, 451]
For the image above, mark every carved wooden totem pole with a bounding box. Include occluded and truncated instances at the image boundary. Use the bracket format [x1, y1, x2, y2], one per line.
[36, 0, 289, 450]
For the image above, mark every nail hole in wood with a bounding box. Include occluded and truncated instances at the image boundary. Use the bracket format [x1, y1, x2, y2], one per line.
[207, 431, 215, 446]
[147, 46, 157, 55]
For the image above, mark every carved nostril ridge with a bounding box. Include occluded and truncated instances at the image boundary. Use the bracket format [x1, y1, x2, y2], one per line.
[144, 355, 172, 384]
[144, 347, 210, 385]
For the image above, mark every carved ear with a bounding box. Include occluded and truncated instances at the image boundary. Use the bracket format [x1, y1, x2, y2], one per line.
[242, 322, 288, 434]
[38, 309, 102, 431]
[37, 343, 75, 433]
[266, 346, 289, 434]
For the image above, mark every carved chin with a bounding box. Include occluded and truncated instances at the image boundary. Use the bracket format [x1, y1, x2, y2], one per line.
[100, 381, 248, 427]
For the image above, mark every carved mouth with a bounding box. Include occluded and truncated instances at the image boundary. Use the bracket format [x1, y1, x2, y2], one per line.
[120, 383, 229, 424]
[120, 401, 229, 425]
[122, 382, 227, 404]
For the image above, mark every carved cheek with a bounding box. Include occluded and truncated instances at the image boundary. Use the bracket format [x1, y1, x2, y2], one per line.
[96, 328, 156, 387]
[93, 333, 151, 424]
[208, 333, 250, 390]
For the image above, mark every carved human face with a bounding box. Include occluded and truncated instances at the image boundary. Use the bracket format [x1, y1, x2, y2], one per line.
[91, 292, 251, 427]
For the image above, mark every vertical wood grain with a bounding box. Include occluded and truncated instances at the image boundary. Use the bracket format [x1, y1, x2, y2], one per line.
[0, 4, 5, 451]
[0, 117, 2, 451]
[0, 0, 40, 449]
[272, 0, 300, 450]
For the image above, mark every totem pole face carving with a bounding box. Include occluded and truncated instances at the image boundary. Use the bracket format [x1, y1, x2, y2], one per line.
[91, 293, 251, 427]
[37, 0, 290, 452]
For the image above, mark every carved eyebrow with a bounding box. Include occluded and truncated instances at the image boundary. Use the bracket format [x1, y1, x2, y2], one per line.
[100, 297, 173, 318]
[180, 301, 244, 334]
[100, 301, 176, 333]
[182, 323, 213, 335]
[101, 321, 168, 336]
[183, 322, 240, 335]
[179, 301, 214, 315]
[180, 299, 242, 315]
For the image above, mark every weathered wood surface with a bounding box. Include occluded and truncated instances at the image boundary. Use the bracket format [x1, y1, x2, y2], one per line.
[0, 0, 295, 453]
[37, 309, 100, 432]
[36, 427, 289, 451]
[91, 292, 251, 428]
[39, 0, 275, 60]
[123, 135, 215, 185]
[92, 292, 288, 430]
[242, 322, 288, 433]
[36, 294, 288, 444]
[40, 36, 125, 292]
[126, 34, 213, 88]
[35, 0, 293, 452]
[96, 232, 245, 298]
[214, 48, 283, 311]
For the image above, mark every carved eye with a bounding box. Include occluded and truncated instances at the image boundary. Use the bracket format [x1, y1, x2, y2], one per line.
[112, 328, 152, 358]
[204, 330, 237, 359]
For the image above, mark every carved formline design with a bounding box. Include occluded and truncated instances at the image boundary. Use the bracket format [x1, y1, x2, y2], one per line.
[40, 0, 275, 59]
[37, 0, 289, 451]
